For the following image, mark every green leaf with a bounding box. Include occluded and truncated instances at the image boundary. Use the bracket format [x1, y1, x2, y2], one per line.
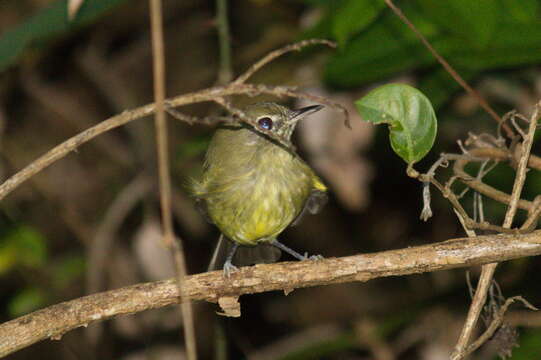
[8, 287, 47, 317]
[450, 21, 541, 70]
[324, 4, 444, 88]
[332, 0, 385, 47]
[500, 0, 539, 24]
[0, 0, 128, 72]
[324, 9, 541, 90]
[416, 0, 500, 49]
[355, 84, 437, 164]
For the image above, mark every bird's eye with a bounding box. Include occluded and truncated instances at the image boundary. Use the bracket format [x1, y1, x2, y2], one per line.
[257, 117, 273, 130]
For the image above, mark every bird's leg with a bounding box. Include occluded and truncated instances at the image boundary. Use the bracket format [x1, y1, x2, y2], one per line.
[223, 242, 240, 277]
[269, 239, 323, 261]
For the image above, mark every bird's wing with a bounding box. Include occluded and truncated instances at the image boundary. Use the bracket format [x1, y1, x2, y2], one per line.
[291, 189, 328, 227]
[194, 197, 213, 224]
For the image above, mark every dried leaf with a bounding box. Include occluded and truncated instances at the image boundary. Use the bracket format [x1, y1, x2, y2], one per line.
[68, 0, 85, 21]
[218, 296, 241, 317]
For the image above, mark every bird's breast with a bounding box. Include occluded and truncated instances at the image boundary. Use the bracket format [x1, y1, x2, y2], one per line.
[202, 136, 313, 245]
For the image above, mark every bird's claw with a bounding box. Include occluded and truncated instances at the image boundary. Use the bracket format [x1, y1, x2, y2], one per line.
[303, 252, 324, 261]
[223, 261, 239, 278]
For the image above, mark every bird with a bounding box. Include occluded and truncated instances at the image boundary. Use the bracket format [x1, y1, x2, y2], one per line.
[191, 102, 328, 276]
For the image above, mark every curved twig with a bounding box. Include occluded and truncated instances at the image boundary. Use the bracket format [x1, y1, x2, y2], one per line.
[452, 149, 535, 212]
[233, 39, 336, 85]
[0, 83, 348, 202]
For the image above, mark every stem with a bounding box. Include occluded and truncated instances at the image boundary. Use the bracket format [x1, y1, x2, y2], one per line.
[384, 0, 512, 138]
[148, 1, 197, 358]
[216, 0, 233, 84]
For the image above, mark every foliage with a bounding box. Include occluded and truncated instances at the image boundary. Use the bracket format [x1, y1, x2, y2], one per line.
[356, 83, 437, 164]
[305, 0, 541, 108]
[0, 225, 47, 274]
[0, 0, 127, 72]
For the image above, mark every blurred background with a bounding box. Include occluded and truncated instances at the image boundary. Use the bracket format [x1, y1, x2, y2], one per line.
[1, 0, 541, 359]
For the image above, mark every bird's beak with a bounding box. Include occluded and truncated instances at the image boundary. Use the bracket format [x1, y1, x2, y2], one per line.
[290, 105, 324, 122]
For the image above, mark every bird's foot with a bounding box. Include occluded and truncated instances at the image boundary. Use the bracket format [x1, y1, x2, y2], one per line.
[223, 260, 239, 278]
[303, 252, 324, 261]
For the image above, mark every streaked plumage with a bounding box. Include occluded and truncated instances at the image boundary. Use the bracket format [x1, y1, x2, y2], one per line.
[192, 102, 327, 274]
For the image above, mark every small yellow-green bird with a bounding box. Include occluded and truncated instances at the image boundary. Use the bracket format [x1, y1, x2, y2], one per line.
[192, 102, 327, 276]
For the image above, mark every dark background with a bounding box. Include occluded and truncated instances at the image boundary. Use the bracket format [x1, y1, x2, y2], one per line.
[1, 0, 541, 359]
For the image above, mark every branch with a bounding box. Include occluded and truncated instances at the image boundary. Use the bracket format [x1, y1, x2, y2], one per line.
[503, 103, 540, 228]
[462, 296, 537, 358]
[233, 39, 336, 85]
[2, 230, 541, 357]
[451, 103, 541, 359]
[148, 0, 197, 358]
[0, 82, 348, 202]
[452, 147, 541, 213]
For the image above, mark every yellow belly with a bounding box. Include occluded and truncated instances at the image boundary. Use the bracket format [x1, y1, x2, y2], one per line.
[207, 175, 307, 246]
[195, 126, 326, 246]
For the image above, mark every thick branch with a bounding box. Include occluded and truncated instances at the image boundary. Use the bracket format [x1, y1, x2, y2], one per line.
[2, 230, 541, 357]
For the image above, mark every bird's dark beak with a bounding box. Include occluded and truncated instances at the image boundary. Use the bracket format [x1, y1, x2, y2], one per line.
[291, 105, 324, 122]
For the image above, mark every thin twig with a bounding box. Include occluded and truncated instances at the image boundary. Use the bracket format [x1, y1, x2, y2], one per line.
[451, 103, 541, 359]
[165, 105, 232, 125]
[384, 0, 512, 138]
[420, 155, 451, 221]
[0, 103, 154, 202]
[0, 82, 349, 203]
[2, 229, 541, 357]
[0, 146, 92, 244]
[522, 196, 541, 231]
[453, 151, 535, 212]
[454, 209, 477, 238]
[21, 70, 132, 166]
[416, 171, 501, 235]
[148, 1, 197, 359]
[503, 103, 540, 228]
[233, 39, 336, 85]
[461, 296, 537, 358]
[251, 84, 350, 128]
[451, 264, 498, 360]
[0, 38, 344, 201]
[213, 97, 296, 150]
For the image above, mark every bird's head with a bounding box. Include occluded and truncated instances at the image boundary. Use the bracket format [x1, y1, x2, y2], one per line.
[244, 102, 324, 141]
